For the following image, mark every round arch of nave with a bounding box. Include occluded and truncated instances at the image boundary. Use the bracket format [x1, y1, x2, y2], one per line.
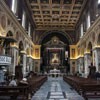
[84, 32, 95, 52]
[5, 26, 15, 36]
[77, 41, 86, 57]
[0, 23, 15, 37]
[0, 19, 33, 56]
[15, 31, 29, 50]
[38, 30, 73, 45]
[0, 9, 15, 36]
[85, 32, 100, 50]
[0, 8, 25, 45]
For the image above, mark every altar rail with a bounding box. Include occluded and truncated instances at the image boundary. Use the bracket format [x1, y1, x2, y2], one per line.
[63, 76, 100, 100]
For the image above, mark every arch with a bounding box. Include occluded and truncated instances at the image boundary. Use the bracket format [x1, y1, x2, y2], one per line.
[6, 31, 13, 37]
[97, 34, 100, 46]
[38, 30, 73, 45]
[40, 31, 71, 73]
[6, 26, 14, 36]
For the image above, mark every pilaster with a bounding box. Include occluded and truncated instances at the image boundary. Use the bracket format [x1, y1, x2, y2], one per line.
[84, 53, 91, 77]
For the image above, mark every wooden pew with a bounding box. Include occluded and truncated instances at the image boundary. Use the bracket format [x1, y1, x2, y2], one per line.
[28, 76, 47, 94]
[63, 76, 100, 100]
[0, 86, 29, 100]
[81, 84, 100, 100]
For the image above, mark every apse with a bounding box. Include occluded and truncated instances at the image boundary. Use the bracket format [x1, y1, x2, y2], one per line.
[40, 31, 70, 73]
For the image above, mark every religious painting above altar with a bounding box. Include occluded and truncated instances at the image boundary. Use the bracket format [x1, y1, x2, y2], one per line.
[50, 53, 60, 66]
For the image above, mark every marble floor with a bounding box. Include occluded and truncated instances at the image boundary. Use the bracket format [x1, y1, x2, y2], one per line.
[31, 77, 85, 100]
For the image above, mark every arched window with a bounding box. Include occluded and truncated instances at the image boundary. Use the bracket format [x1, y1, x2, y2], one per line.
[87, 12, 90, 29]
[28, 23, 31, 37]
[11, 0, 17, 14]
[96, 0, 100, 16]
[22, 11, 26, 29]
[80, 23, 83, 37]
[98, 0, 100, 4]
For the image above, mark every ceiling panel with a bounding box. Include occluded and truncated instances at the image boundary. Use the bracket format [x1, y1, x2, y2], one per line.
[29, 0, 87, 30]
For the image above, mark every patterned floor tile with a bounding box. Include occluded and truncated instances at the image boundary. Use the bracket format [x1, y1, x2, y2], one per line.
[31, 77, 84, 100]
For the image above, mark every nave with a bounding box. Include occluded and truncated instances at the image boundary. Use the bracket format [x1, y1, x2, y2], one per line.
[1, 0, 100, 100]
[31, 77, 84, 100]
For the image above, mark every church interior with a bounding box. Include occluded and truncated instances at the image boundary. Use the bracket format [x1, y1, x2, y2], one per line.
[0, 0, 100, 100]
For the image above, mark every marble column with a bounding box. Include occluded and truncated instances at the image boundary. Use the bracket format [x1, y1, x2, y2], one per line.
[93, 48, 100, 72]
[77, 57, 84, 74]
[23, 53, 27, 77]
[11, 47, 18, 75]
[29, 57, 33, 71]
[26, 56, 33, 72]
[84, 53, 91, 77]
[19, 51, 27, 77]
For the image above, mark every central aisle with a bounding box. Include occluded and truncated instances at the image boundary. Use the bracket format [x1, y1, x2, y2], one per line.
[31, 77, 84, 100]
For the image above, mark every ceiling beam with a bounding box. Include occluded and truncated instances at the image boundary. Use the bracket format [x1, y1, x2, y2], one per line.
[37, 0, 44, 26]
[67, 0, 75, 26]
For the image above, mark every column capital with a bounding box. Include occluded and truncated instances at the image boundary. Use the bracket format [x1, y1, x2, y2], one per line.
[84, 52, 90, 55]
[20, 50, 26, 54]
[93, 46, 100, 50]
[10, 43, 18, 49]
[27, 55, 33, 58]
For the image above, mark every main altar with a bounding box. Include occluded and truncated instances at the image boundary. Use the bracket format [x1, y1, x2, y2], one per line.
[49, 68, 61, 77]
[43, 36, 68, 72]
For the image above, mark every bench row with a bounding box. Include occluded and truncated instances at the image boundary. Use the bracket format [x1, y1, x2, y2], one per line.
[63, 76, 100, 100]
[0, 76, 47, 100]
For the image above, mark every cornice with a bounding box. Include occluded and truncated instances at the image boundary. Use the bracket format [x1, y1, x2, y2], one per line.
[35, 28, 75, 31]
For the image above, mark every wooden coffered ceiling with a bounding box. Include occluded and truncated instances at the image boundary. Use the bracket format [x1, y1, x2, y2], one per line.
[28, 0, 87, 30]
